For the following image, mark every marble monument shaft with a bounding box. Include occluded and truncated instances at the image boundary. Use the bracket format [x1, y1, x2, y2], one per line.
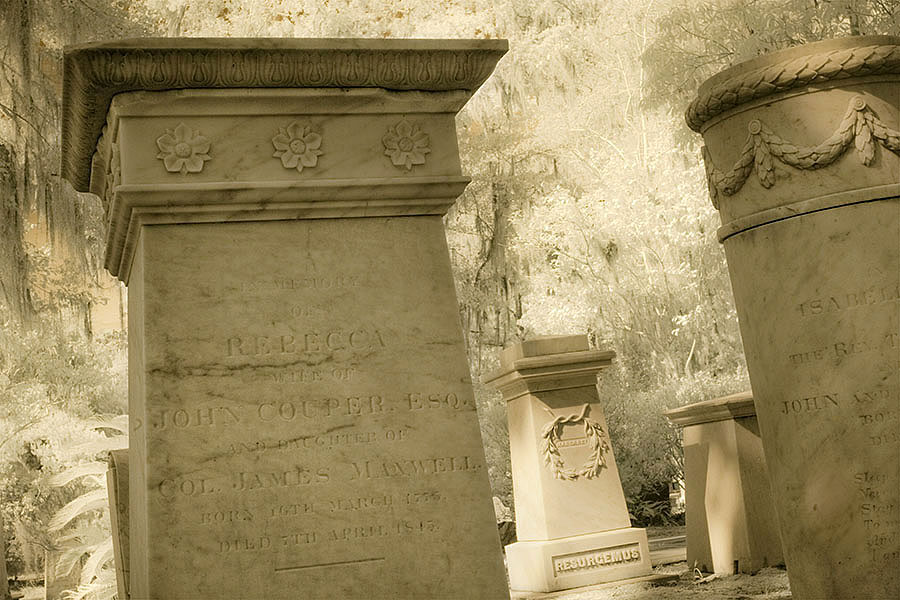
[485, 336, 653, 592]
[62, 39, 509, 600]
[687, 35, 900, 599]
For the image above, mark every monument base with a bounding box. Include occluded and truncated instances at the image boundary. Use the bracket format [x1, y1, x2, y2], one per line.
[507, 527, 652, 593]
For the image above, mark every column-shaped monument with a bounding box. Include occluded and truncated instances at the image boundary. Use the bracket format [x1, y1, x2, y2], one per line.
[62, 39, 509, 600]
[686, 35, 899, 599]
[484, 336, 652, 592]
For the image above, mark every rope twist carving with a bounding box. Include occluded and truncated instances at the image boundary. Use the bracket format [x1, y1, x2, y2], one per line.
[687, 43, 900, 131]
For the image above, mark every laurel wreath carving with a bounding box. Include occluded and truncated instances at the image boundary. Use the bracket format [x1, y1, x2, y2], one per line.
[686, 43, 900, 132]
[540, 404, 609, 481]
[702, 95, 900, 209]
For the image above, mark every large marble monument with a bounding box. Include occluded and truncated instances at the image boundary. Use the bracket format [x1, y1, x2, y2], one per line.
[62, 39, 509, 600]
[687, 35, 899, 599]
[484, 336, 652, 592]
[665, 391, 783, 575]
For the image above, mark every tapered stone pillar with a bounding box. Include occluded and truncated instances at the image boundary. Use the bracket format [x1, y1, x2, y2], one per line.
[62, 39, 509, 600]
[484, 336, 652, 592]
[687, 35, 899, 599]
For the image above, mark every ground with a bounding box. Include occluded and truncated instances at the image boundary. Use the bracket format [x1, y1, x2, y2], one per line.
[540, 563, 791, 600]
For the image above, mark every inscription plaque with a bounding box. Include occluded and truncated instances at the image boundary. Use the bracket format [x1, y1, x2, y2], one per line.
[130, 218, 508, 598]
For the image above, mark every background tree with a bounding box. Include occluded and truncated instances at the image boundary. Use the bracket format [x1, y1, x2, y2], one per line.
[2, 5, 899, 595]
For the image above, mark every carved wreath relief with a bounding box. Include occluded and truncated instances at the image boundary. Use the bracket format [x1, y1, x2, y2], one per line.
[156, 123, 212, 174]
[272, 121, 323, 173]
[383, 118, 431, 170]
[703, 95, 900, 209]
[540, 404, 609, 481]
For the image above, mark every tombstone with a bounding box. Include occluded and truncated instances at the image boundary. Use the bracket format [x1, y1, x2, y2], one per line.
[43, 550, 80, 600]
[484, 335, 652, 592]
[61, 39, 509, 600]
[665, 391, 783, 575]
[686, 35, 899, 599]
[106, 450, 129, 599]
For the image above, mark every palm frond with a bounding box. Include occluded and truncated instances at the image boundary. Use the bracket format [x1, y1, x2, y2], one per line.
[49, 488, 108, 532]
[47, 462, 109, 487]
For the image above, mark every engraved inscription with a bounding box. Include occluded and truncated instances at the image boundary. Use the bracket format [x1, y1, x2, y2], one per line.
[798, 284, 899, 317]
[241, 276, 364, 293]
[226, 328, 386, 358]
[349, 456, 481, 480]
[552, 544, 642, 575]
[788, 333, 899, 365]
[781, 394, 839, 414]
[151, 406, 240, 430]
[557, 437, 589, 448]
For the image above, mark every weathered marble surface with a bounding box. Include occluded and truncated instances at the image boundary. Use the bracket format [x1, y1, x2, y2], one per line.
[128, 217, 508, 599]
[485, 336, 652, 592]
[666, 391, 783, 575]
[62, 39, 509, 600]
[688, 35, 900, 600]
[106, 449, 129, 600]
[62, 38, 508, 192]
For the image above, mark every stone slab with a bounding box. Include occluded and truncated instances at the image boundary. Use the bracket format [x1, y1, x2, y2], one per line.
[688, 35, 900, 600]
[723, 199, 899, 597]
[509, 572, 679, 599]
[666, 395, 783, 574]
[43, 550, 80, 600]
[499, 335, 590, 365]
[506, 528, 652, 593]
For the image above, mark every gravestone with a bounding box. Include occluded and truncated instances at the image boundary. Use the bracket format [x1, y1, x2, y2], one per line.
[43, 550, 81, 600]
[686, 35, 899, 599]
[61, 39, 509, 600]
[665, 391, 783, 575]
[106, 449, 129, 599]
[484, 335, 652, 592]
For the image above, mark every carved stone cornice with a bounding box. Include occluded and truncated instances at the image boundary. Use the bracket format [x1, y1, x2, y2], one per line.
[485, 342, 616, 402]
[106, 176, 472, 283]
[664, 390, 755, 427]
[62, 38, 508, 191]
[686, 36, 900, 133]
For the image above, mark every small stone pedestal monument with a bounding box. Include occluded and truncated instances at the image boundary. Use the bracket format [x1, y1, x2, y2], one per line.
[665, 391, 783, 575]
[485, 335, 652, 592]
[61, 39, 509, 600]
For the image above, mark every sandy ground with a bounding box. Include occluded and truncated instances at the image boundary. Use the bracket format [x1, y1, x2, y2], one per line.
[14, 562, 792, 600]
[536, 563, 792, 600]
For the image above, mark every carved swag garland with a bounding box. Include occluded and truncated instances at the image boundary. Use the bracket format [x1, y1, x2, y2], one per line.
[702, 95, 900, 208]
[540, 403, 609, 481]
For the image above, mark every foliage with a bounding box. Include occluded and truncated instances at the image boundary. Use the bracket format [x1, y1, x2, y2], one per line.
[600, 364, 748, 525]
[47, 417, 126, 600]
[643, 0, 900, 120]
[0, 328, 126, 586]
[4, 0, 898, 556]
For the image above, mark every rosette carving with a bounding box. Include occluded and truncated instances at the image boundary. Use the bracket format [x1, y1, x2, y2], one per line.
[272, 122, 323, 173]
[156, 123, 211, 174]
[383, 118, 431, 170]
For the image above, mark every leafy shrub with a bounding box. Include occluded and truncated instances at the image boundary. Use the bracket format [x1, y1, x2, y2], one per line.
[599, 364, 749, 526]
